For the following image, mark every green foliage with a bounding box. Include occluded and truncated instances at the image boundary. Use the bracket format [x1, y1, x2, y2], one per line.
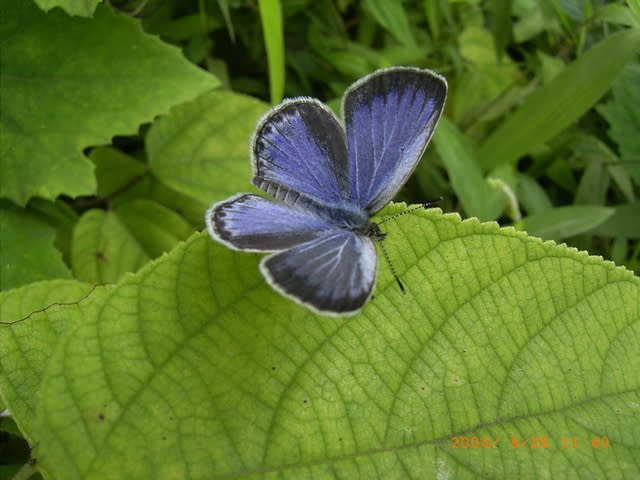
[1, 208, 639, 479]
[597, 64, 640, 183]
[364, 0, 416, 47]
[1, 0, 639, 478]
[0, 1, 217, 206]
[0, 280, 98, 439]
[433, 117, 504, 221]
[0, 202, 72, 289]
[519, 205, 614, 241]
[33, 0, 101, 16]
[258, 0, 285, 103]
[477, 28, 640, 171]
[147, 90, 268, 204]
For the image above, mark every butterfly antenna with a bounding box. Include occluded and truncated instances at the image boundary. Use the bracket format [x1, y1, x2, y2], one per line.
[378, 240, 406, 294]
[375, 198, 443, 294]
[377, 197, 443, 226]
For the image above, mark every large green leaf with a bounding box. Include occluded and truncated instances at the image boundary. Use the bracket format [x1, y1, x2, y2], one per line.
[0, 202, 72, 290]
[0, 206, 637, 478]
[33, 0, 101, 16]
[0, 280, 99, 442]
[0, 2, 217, 205]
[147, 90, 268, 205]
[71, 199, 194, 283]
[477, 28, 640, 171]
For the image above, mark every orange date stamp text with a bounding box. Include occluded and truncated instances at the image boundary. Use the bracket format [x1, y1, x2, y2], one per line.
[450, 435, 610, 449]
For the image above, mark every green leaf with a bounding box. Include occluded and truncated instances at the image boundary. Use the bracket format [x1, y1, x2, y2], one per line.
[516, 173, 553, 215]
[214, 0, 236, 42]
[27, 197, 79, 265]
[2, 206, 635, 479]
[114, 199, 194, 257]
[546, 155, 578, 192]
[477, 28, 640, 171]
[90, 147, 149, 200]
[71, 208, 150, 284]
[432, 117, 505, 220]
[0, 417, 23, 438]
[151, 13, 224, 42]
[90, 147, 207, 228]
[588, 201, 640, 238]
[512, 0, 559, 42]
[597, 63, 640, 184]
[71, 199, 193, 283]
[490, 0, 512, 58]
[147, 90, 268, 205]
[459, 25, 500, 64]
[520, 205, 614, 241]
[454, 26, 520, 123]
[144, 180, 208, 230]
[363, 0, 416, 47]
[0, 2, 218, 205]
[258, 0, 285, 104]
[537, 50, 566, 83]
[595, 4, 640, 28]
[33, 0, 101, 17]
[0, 279, 97, 441]
[423, 0, 441, 39]
[574, 158, 608, 205]
[0, 202, 72, 290]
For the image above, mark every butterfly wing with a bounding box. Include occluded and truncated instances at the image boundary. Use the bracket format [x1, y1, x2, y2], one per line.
[208, 194, 377, 315]
[260, 230, 377, 315]
[207, 67, 447, 316]
[207, 193, 330, 252]
[343, 66, 447, 214]
[251, 98, 353, 213]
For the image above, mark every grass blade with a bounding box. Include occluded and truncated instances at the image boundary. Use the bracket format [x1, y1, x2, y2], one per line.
[520, 205, 614, 241]
[478, 28, 640, 171]
[433, 117, 505, 221]
[258, 0, 285, 104]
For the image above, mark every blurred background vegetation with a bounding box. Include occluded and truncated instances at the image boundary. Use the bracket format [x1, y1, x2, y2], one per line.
[109, 0, 639, 270]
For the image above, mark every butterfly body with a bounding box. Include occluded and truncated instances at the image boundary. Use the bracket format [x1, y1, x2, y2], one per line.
[207, 67, 447, 316]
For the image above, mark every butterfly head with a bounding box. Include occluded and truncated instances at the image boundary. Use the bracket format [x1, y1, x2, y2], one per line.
[364, 222, 386, 242]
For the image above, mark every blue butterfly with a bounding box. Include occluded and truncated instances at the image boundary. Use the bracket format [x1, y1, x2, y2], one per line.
[206, 66, 447, 316]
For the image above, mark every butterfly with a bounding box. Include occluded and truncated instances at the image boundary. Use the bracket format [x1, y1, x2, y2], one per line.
[206, 66, 447, 316]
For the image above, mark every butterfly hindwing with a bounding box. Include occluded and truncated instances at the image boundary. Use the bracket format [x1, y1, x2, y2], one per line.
[343, 67, 447, 214]
[260, 230, 377, 316]
[207, 194, 330, 252]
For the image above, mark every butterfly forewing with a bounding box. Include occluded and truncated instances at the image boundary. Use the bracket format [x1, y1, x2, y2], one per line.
[260, 230, 377, 315]
[252, 99, 352, 210]
[343, 67, 447, 214]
